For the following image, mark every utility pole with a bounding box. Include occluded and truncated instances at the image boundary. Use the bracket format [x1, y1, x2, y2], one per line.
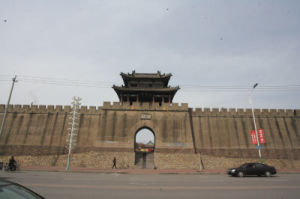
[0, 75, 17, 138]
[66, 96, 82, 171]
[249, 83, 263, 163]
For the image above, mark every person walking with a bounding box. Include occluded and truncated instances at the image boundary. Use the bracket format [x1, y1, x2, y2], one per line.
[8, 156, 17, 171]
[112, 157, 117, 169]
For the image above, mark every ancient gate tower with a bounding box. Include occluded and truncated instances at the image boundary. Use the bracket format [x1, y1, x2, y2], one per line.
[112, 71, 195, 169]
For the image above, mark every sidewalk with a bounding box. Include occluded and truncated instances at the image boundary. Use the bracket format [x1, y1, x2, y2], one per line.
[18, 166, 300, 174]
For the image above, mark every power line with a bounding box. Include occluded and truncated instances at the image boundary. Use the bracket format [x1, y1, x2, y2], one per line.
[0, 75, 300, 92]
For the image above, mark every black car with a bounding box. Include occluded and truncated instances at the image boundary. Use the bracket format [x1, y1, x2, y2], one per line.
[227, 163, 276, 177]
[0, 179, 45, 199]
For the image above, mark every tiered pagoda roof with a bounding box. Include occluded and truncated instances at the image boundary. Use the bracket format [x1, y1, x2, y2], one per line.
[113, 71, 180, 104]
[120, 71, 172, 87]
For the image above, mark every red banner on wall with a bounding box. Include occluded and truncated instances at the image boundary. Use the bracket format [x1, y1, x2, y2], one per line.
[250, 130, 257, 144]
[258, 129, 265, 143]
[250, 129, 265, 144]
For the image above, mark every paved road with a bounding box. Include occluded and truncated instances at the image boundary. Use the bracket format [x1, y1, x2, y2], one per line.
[1, 171, 300, 199]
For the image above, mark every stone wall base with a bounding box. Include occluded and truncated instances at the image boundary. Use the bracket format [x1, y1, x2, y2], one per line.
[0, 151, 135, 169]
[154, 152, 201, 169]
[1, 152, 300, 170]
[200, 154, 300, 169]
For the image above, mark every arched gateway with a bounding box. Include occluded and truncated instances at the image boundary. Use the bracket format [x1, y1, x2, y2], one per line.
[134, 127, 155, 169]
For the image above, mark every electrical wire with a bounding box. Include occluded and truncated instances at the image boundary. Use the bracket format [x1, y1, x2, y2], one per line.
[0, 75, 299, 93]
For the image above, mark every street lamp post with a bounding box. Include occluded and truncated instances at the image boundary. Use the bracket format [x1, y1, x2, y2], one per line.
[249, 83, 263, 163]
[0, 76, 17, 138]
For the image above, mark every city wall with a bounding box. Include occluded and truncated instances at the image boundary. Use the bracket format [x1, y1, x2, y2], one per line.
[0, 102, 299, 169]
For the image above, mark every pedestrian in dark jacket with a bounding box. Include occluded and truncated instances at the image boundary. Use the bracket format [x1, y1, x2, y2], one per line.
[112, 157, 117, 169]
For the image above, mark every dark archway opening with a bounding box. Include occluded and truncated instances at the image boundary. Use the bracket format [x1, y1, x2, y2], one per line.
[134, 127, 155, 169]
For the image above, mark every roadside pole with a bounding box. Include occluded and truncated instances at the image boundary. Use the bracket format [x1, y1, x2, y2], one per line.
[249, 83, 263, 163]
[199, 153, 204, 171]
[66, 97, 81, 171]
[0, 75, 17, 138]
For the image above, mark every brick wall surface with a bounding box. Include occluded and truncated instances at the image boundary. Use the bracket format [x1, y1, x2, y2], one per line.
[0, 102, 299, 169]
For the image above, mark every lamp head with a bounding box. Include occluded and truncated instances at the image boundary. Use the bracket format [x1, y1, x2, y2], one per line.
[253, 83, 258, 89]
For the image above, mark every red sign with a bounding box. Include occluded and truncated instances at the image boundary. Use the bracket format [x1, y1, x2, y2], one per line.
[250, 129, 265, 144]
[258, 129, 265, 143]
[251, 130, 257, 144]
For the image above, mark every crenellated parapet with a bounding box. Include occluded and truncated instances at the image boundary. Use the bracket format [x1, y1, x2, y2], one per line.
[191, 107, 298, 117]
[0, 103, 299, 116]
[0, 104, 102, 114]
[101, 101, 189, 112]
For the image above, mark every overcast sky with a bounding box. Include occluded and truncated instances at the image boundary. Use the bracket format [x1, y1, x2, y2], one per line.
[1, 0, 300, 110]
